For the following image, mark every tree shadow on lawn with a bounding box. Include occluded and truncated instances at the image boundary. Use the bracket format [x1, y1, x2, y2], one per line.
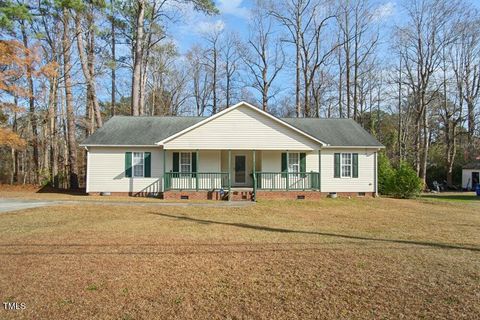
[149, 212, 480, 253]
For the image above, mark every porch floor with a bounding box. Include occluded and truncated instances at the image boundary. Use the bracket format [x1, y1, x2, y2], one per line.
[230, 187, 254, 192]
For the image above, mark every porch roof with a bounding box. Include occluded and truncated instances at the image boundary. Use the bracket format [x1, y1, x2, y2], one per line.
[81, 112, 383, 148]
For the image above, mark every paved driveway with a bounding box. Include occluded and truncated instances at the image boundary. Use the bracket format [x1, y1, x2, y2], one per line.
[0, 198, 253, 213]
[0, 198, 57, 213]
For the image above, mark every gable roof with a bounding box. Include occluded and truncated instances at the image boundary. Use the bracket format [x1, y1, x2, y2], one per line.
[81, 103, 384, 148]
[156, 102, 326, 146]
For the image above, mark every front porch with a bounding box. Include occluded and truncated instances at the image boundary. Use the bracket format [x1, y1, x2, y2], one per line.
[162, 149, 321, 200]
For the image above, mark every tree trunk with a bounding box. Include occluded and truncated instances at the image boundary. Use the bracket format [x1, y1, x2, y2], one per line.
[212, 46, 217, 114]
[467, 100, 475, 159]
[62, 8, 79, 189]
[131, 0, 145, 116]
[20, 22, 39, 184]
[48, 75, 58, 187]
[111, 5, 116, 116]
[295, 11, 301, 117]
[75, 13, 103, 129]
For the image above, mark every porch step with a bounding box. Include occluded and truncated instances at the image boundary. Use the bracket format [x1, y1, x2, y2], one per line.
[229, 190, 254, 201]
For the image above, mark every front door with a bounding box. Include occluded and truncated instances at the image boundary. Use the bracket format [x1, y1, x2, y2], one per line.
[234, 155, 246, 185]
[472, 172, 479, 190]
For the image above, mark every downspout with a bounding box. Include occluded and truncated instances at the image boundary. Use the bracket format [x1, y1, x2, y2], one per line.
[228, 150, 231, 201]
[195, 150, 199, 191]
[286, 151, 289, 191]
[162, 147, 166, 193]
[253, 150, 256, 201]
[318, 148, 321, 192]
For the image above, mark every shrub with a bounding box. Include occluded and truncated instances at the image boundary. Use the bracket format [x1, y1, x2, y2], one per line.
[391, 161, 423, 198]
[378, 152, 395, 195]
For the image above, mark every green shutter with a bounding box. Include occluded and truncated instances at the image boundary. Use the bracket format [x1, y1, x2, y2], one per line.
[144, 152, 151, 177]
[173, 152, 179, 171]
[191, 152, 197, 172]
[334, 153, 340, 178]
[281, 152, 287, 178]
[172, 152, 179, 177]
[352, 153, 358, 178]
[125, 152, 132, 177]
[191, 152, 197, 178]
[300, 153, 306, 178]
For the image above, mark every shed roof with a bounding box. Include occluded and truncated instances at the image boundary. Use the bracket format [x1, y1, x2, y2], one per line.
[462, 161, 480, 170]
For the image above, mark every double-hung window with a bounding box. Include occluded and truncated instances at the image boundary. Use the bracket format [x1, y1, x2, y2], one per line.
[341, 153, 352, 178]
[133, 152, 144, 177]
[180, 152, 192, 173]
[288, 153, 300, 174]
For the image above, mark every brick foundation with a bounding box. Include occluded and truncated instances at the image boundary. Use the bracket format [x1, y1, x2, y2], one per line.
[161, 190, 226, 200]
[255, 191, 375, 200]
[88, 191, 375, 200]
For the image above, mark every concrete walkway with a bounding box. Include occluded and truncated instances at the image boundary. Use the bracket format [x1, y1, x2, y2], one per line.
[0, 198, 254, 213]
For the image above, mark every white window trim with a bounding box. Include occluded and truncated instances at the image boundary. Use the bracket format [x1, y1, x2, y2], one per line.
[133, 152, 145, 178]
[288, 152, 301, 174]
[179, 152, 192, 173]
[340, 153, 352, 178]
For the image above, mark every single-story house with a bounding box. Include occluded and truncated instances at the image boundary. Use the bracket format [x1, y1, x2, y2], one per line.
[462, 161, 480, 191]
[81, 102, 384, 200]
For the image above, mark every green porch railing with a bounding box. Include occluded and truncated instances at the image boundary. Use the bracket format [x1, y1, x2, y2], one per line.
[254, 172, 320, 191]
[164, 172, 229, 191]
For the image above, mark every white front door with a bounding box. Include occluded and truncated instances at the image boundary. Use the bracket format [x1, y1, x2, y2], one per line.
[234, 155, 247, 185]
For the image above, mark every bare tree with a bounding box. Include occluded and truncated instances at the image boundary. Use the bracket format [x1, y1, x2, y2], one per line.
[130, 0, 144, 116]
[337, 0, 378, 120]
[187, 45, 212, 116]
[270, 0, 311, 117]
[242, 2, 284, 111]
[221, 33, 241, 108]
[203, 25, 223, 114]
[396, 0, 461, 185]
[75, 4, 103, 130]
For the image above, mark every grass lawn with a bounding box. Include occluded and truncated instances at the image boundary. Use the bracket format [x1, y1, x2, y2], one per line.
[0, 193, 478, 319]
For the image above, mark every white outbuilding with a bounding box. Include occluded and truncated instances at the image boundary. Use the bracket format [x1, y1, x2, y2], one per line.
[462, 161, 480, 191]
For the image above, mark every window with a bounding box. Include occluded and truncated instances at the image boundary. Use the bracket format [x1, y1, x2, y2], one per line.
[341, 153, 352, 178]
[133, 152, 144, 177]
[288, 153, 300, 173]
[180, 152, 192, 173]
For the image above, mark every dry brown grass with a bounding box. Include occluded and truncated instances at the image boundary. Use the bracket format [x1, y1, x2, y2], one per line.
[0, 196, 478, 319]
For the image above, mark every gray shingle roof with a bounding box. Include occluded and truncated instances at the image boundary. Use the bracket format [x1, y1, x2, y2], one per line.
[463, 161, 480, 169]
[281, 118, 383, 147]
[81, 116, 205, 146]
[81, 115, 383, 147]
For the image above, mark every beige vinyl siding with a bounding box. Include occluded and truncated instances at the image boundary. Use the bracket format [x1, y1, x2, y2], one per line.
[259, 150, 320, 190]
[164, 105, 320, 150]
[462, 169, 479, 190]
[165, 150, 223, 190]
[87, 147, 163, 193]
[320, 148, 376, 193]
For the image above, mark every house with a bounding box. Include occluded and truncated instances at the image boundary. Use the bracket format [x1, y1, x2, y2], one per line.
[462, 161, 480, 191]
[81, 102, 384, 200]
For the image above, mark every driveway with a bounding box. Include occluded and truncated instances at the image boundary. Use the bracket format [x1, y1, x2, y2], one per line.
[0, 198, 58, 213]
[0, 198, 253, 213]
